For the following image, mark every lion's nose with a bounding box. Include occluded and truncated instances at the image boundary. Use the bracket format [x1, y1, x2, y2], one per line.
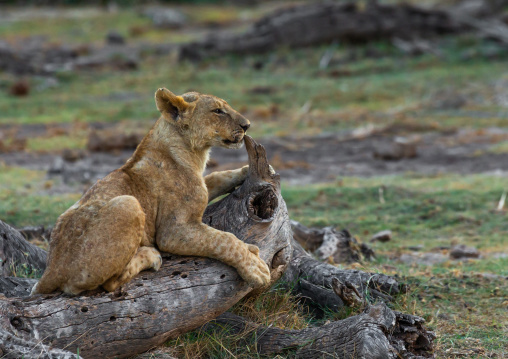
[241, 123, 250, 132]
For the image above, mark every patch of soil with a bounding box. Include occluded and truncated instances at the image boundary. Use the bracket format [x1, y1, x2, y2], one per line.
[1, 126, 508, 193]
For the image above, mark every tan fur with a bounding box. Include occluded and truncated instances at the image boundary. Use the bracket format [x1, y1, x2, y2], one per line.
[33, 88, 270, 295]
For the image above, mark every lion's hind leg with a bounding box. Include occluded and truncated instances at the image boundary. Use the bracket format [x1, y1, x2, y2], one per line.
[36, 195, 146, 295]
[103, 246, 162, 292]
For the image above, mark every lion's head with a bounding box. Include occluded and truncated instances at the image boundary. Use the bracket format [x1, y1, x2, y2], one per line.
[155, 88, 250, 150]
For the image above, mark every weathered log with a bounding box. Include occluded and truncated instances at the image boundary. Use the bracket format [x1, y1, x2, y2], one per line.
[282, 238, 403, 312]
[179, 2, 463, 60]
[0, 220, 47, 277]
[0, 277, 38, 298]
[0, 136, 292, 358]
[0, 136, 433, 359]
[195, 239, 434, 358]
[291, 220, 375, 263]
[201, 304, 435, 358]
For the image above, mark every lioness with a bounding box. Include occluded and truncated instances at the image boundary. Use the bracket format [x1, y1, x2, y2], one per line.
[33, 88, 271, 295]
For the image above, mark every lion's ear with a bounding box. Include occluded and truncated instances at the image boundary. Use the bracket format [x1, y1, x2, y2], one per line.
[155, 88, 189, 121]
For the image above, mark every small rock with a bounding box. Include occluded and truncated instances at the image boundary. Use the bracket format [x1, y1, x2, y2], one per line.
[373, 137, 418, 161]
[106, 30, 125, 45]
[370, 230, 392, 243]
[450, 244, 480, 259]
[143, 7, 187, 29]
[48, 157, 65, 174]
[62, 148, 86, 163]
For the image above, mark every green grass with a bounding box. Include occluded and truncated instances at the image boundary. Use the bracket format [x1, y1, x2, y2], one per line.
[0, 165, 80, 227]
[283, 175, 508, 256]
[0, 6, 253, 46]
[2, 36, 508, 141]
[27, 133, 87, 152]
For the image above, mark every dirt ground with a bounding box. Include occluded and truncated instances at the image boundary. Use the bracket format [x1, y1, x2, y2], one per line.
[1, 123, 507, 192]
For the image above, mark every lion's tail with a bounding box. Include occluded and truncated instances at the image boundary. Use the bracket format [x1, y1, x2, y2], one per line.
[32, 273, 59, 295]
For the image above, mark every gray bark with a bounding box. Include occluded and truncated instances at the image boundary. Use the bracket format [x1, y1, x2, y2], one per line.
[282, 238, 403, 312]
[291, 220, 375, 263]
[202, 304, 435, 358]
[0, 220, 47, 277]
[179, 2, 463, 60]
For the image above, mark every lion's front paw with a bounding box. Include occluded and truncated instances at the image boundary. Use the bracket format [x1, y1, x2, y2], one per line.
[238, 165, 249, 182]
[238, 249, 271, 288]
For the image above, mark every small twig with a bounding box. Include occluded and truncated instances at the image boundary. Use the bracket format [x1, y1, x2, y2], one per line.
[378, 187, 385, 204]
[319, 43, 337, 70]
[298, 100, 312, 115]
[496, 190, 506, 211]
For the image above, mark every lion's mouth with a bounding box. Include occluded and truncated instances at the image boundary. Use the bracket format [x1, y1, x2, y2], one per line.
[223, 133, 244, 146]
[223, 139, 240, 145]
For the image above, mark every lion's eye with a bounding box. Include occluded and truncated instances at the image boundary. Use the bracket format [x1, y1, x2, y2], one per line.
[213, 109, 225, 115]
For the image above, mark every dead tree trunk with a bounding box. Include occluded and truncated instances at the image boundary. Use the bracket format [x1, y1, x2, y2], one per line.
[179, 2, 463, 60]
[197, 239, 434, 358]
[0, 136, 434, 358]
[282, 238, 402, 312]
[202, 305, 435, 359]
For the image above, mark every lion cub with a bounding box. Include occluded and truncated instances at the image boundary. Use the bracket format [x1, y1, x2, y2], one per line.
[33, 88, 271, 295]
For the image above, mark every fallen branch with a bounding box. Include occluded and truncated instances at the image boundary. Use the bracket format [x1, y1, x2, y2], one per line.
[180, 2, 463, 60]
[282, 237, 402, 312]
[291, 220, 375, 263]
[201, 304, 435, 358]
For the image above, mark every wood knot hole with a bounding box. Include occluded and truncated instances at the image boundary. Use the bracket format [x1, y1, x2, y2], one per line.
[249, 189, 278, 221]
[10, 316, 22, 328]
